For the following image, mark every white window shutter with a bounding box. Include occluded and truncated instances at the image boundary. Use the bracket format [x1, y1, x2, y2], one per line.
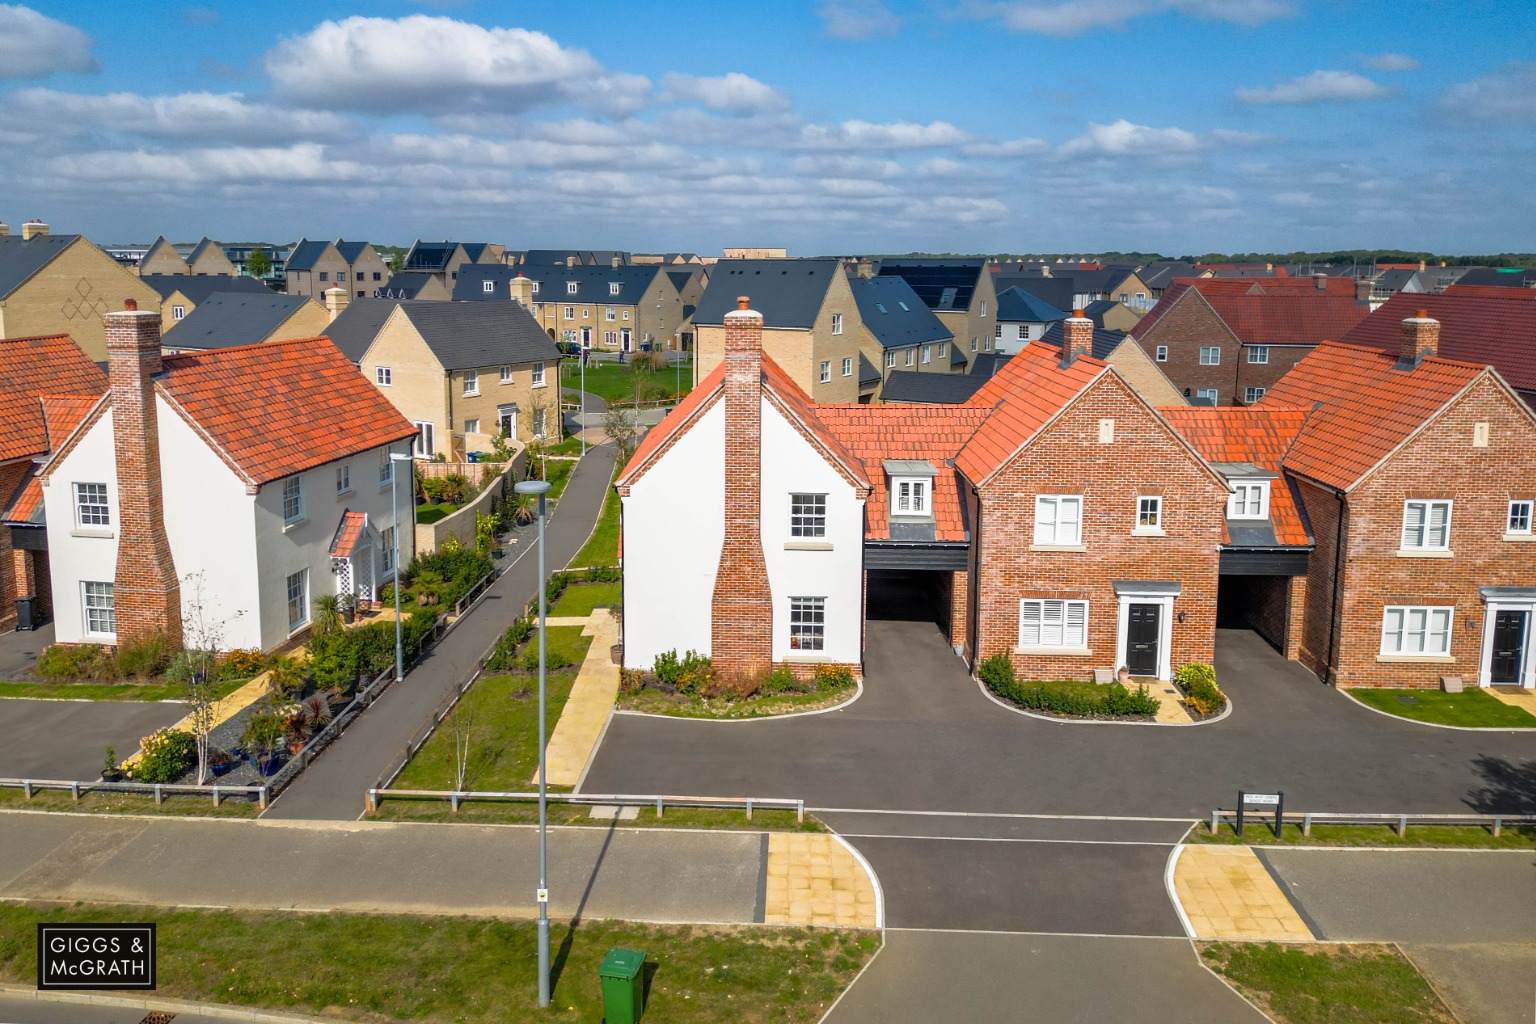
[1021, 602, 1042, 646]
[1066, 602, 1086, 647]
[1034, 498, 1056, 545]
[1428, 502, 1448, 547]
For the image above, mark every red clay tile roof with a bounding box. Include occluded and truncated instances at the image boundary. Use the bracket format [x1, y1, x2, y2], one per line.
[954, 342, 1107, 485]
[157, 336, 418, 486]
[1160, 405, 1312, 546]
[1259, 341, 1487, 491]
[329, 510, 368, 558]
[2, 395, 101, 524]
[817, 405, 989, 541]
[1337, 292, 1536, 393]
[1131, 283, 1369, 348]
[0, 334, 107, 461]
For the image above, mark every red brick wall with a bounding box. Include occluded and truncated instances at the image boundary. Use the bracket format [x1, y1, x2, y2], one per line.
[0, 463, 28, 632]
[1134, 294, 1240, 404]
[1234, 345, 1314, 403]
[971, 373, 1227, 680]
[1296, 478, 1346, 681]
[949, 569, 969, 653]
[1230, 574, 1306, 659]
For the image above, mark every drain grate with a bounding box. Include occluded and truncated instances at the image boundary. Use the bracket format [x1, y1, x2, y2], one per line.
[1396, 695, 1420, 705]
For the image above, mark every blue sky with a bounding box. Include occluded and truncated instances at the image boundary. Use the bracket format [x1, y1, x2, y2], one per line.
[3, 1, 1534, 255]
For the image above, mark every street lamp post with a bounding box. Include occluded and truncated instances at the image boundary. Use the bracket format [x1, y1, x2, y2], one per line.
[514, 477, 554, 1008]
[579, 342, 587, 458]
[389, 451, 414, 682]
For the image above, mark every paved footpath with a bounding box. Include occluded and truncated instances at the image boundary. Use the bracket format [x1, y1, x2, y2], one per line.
[263, 444, 617, 821]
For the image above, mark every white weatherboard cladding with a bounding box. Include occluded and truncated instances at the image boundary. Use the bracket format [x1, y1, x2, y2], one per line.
[759, 397, 863, 664]
[622, 400, 725, 669]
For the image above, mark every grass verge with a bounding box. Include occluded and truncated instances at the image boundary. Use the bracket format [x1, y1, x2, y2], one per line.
[617, 685, 855, 720]
[563, 359, 693, 405]
[569, 465, 620, 568]
[0, 678, 247, 702]
[0, 786, 260, 817]
[550, 582, 621, 617]
[1346, 687, 1536, 727]
[1194, 821, 1536, 849]
[1199, 941, 1457, 1024]
[389, 626, 591, 794]
[372, 799, 826, 831]
[0, 902, 876, 1024]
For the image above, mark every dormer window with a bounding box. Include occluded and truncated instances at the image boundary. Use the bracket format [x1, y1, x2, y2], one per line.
[897, 480, 927, 513]
[566, 281, 578, 294]
[886, 460, 937, 521]
[1228, 481, 1270, 519]
[609, 282, 621, 295]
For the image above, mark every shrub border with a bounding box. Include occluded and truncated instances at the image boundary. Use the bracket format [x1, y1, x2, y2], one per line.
[973, 674, 1233, 728]
[614, 675, 864, 724]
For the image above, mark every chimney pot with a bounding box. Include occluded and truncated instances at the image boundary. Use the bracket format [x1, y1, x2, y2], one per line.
[856, 258, 873, 280]
[124, 298, 137, 311]
[611, 256, 622, 268]
[737, 295, 750, 311]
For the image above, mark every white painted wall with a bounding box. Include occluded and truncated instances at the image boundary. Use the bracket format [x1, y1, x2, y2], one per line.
[994, 321, 1038, 355]
[622, 401, 725, 668]
[43, 408, 124, 647]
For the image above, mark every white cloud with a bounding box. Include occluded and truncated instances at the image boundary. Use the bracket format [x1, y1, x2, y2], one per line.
[976, 0, 1292, 36]
[1361, 52, 1419, 71]
[0, 89, 353, 144]
[1441, 62, 1536, 126]
[1236, 70, 1389, 105]
[265, 15, 650, 116]
[961, 137, 1051, 158]
[0, 5, 96, 78]
[798, 119, 972, 150]
[816, 0, 902, 40]
[1057, 119, 1246, 159]
[661, 72, 789, 115]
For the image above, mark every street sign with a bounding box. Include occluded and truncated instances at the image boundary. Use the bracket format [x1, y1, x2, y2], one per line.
[1245, 793, 1281, 806]
[536, 888, 549, 904]
[1236, 790, 1284, 837]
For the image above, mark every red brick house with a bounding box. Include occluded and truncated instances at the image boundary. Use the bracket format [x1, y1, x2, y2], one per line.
[1131, 280, 1370, 406]
[0, 334, 108, 632]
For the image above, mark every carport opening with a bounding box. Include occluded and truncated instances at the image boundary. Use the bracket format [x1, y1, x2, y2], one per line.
[1217, 574, 1298, 655]
[866, 569, 954, 628]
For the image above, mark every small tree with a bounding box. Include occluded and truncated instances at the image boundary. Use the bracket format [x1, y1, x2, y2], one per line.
[175, 572, 244, 785]
[245, 248, 272, 279]
[387, 250, 404, 274]
[604, 405, 641, 468]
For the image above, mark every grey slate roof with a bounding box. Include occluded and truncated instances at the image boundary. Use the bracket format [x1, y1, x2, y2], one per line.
[1037, 321, 1127, 361]
[879, 369, 988, 404]
[858, 353, 881, 386]
[993, 275, 1076, 313]
[335, 240, 371, 264]
[140, 274, 272, 303]
[456, 263, 662, 304]
[694, 259, 841, 328]
[376, 273, 440, 299]
[1454, 267, 1536, 288]
[327, 299, 560, 371]
[996, 286, 1069, 324]
[1137, 261, 1202, 290]
[1372, 268, 1418, 293]
[403, 242, 462, 272]
[968, 351, 1012, 378]
[875, 258, 987, 312]
[460, 243, 494, 263]
[848, 276, 951, 349]
[1081, 299, 1128, 327]
[285, 239, 332, 272]
[162, 292, 312, 349]
[0, 233, 81, 299]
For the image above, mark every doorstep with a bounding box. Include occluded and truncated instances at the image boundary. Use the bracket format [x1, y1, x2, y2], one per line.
[1485, 686, 1536, 714]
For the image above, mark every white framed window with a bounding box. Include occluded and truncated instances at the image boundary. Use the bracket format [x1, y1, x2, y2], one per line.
[381, 525, 396, 573]
[895, 479, 929, 515]
[995, 324, 1003, 339]
[1034, 495, 1082, 546]
[563, 306, 574, 320]
[482, 280, 495, 293]
[531, 281, 540, 294]
[337, 272, 347, 282]
[413, 420, 435, 458]
[335, 463, 351, 494]
[1227, 481, 1269, 519]
[938, 342, 947, 357]
[609, 282, 621, 296]
[1244, 386, 1266, 404]
[885, 350, 895, 369]
[922, 344, 931, 364]
[605, 331, 618, 346]
[1155, 345, 1168, 362]
[623, 310, 630, 320]
[1020, 599, 1088, 649]
[971, 337, 978, 352]
[831, 313, 843, 335]
[582, 308, 590, 319]
[172, 305, 185, 320]
[979, 300, 987, 316]
[1137, 496, 1162, 530]
[74, 482, 110, 527]
[286, 569, 308, 631]
[464, 418, 480, 434]
[1508, 500, 1533, 535]
[376, 366, 392, 386]
[820, 360, 831, 384]
[1380, 606, 1452, 656]
[282, 476, 303, 523]
[1248, 346, 1270, 364]
[789, 597, 825, 651]
[379, 452, 393, 485]
[1199, 346, 1221, 365]
[905, 348, 915, 366]
[566, 281, 579, 294]
[842, 356, 853, 377]
[606, 308, 616, 321]
[462, 370, 479, 396]
[791, 493, 827, 538]
[532, 361, 546, 387]
[500, 364, 512, 384]
[1402, 500, 1451, 550]
[82, 581, 115, 636]
[1196, 388, 1218, 403]
[532, 407, 547, 439]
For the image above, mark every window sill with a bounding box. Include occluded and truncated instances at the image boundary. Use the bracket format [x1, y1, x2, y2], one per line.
[1029, 544, 1087, 553]
[463, 392, 480, 399]
[1502, 533, 1536, 542]
[287, 621, 310, 637]
[70, 528, 115, 540]
[336, 488, 355, 498]
[1376, 654, 1455, 664]
[1396, 549, 1453, 558]
[1014, 647, 1091, 656]
[783, 653, 831, 663]
[1131, 528, 1166, 537]
[282, 517, 308, 533]
[784, 541, 833, 551]
[500, 380, 514, 386]
[532, 383, 547, 389]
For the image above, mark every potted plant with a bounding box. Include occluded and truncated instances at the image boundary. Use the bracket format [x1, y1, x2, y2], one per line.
[339, 592, 357, 625]
[312, 593, 343, 635]
[240, 707, 287, 775]
[101, 745, 123, 782]
[207, 747, 238, 777]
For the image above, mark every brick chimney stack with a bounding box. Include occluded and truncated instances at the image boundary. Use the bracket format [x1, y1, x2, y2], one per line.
[323, 285, 349, 321]
[104, 301, 182, 650]
[1355, 277, 1372, 304]
[711, 295, 773, 677]
[1061, 309, 1093, 367]
[1314, 272, 1327, 291]
[1398, 309, 1440, 370]
[509, 272, 533, 308]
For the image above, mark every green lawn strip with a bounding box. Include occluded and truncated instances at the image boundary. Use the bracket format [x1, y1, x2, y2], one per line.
[0, 903, 876, 1024]
[562, 360, 693, 405]
[544, 456, 577, 502]
[1199, 941, 1458, 1024]
[415, 502, 457, 525]
[569, 468, 620, 568]
[390, 626, 591, 794]
[549, 582, 621, 617]
[617, 686, 854, 720]
[372, 800, 826, 832]
[0, 787, 260, 817]
[1194, 821, 1536, 849]
[542, 436, 586, 457]
[0, 678, 248, 702]
[1347, 687, 1536, 727]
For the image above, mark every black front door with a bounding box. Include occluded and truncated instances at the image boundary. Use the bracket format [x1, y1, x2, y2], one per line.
[1126, 603, 1161, 676]
[1490, 610, 1527, 684]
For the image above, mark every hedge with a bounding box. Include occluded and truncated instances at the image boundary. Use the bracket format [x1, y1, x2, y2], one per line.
[979, 653, 1160, 718]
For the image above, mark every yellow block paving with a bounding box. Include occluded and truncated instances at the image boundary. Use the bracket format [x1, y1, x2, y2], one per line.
[1485, 686, 1536, 715]
[538, 609, 620, 787]
[763, 833, 878, 929]
[1173, 845, 1314, 941]
[1138, 679, 1196, 724]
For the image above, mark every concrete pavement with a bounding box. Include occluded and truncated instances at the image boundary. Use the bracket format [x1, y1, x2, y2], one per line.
[0, 990, 325, 1024]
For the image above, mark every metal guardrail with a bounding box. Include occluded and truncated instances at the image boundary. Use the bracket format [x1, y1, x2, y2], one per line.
[0, 777, 270, 809]
[367, 788, 805, 822]
[1209, 808, 1536, 837]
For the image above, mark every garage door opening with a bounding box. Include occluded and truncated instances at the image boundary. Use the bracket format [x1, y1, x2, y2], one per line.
[866, 569, 955, 627]
[1218, 573, 1303, 658]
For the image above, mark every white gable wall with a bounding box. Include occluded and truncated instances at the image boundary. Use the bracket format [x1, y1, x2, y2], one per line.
[44, 408, 126, 648]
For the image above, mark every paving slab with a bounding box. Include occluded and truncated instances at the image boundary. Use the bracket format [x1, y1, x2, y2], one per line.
[763, 833, 878, 928]
[1172, 845, 1314, 941]
[539, 608, 619, 787]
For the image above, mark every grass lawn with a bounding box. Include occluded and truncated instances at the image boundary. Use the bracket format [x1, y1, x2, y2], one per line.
[0, 787, 261, 816]
[1195, 821, 1536, 849]
[390, 626, 591, 794]
[562, 359, 693, 406]
[1199, 942, 1457, 1024]
[0, 902, 877, 1024]
[550, 582, 621, 617]
[415, 502, 458, 525]
[373, 799, 825, 832]
[569, 468, 620, 568]
[1348, 687, 1536, 727]
[543, 455, 576, 502]
[0, 677, 247, 702]
[542, 436, 586, 457]
[618, 685, 856, 720]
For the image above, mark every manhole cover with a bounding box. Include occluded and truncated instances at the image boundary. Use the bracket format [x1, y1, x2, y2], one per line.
[1396, 695, 1420, 705]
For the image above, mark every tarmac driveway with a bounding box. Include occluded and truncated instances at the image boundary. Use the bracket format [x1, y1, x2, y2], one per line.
[2, 698, 185, 780]
[582, 624, 1536, 818]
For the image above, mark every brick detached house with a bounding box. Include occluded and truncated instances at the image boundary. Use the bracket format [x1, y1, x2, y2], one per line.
[0, 334, 109, 633]
[42, 303, 417, 652]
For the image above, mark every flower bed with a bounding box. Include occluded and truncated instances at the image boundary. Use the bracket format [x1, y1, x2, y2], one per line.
[615, 652, 858, 719]
[979, 654, 1160, 720]
[1172, 662, 1227, 717]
